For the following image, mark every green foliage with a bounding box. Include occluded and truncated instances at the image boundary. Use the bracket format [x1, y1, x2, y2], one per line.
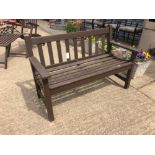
[65, 21, 80, 33]
[101, 44, 117, 50]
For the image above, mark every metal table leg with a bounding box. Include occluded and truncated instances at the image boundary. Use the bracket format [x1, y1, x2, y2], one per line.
[4, 43, 11, 69]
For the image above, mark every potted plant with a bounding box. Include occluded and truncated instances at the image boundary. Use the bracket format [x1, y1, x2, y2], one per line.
[118, 49, 152, 78]
[65, 20, 80, 33]
[108, 46, 152, 78]
[131, 50, 151, 78]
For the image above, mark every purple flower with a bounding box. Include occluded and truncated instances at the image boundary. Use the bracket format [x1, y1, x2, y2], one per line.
[136, 53, 146, 59]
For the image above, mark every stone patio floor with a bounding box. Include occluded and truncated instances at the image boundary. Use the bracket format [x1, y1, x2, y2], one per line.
[0, 20, 155, 134]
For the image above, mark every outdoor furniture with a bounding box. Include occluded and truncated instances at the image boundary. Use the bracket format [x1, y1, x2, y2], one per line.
[4, 19, 41, 58]
[0, 32, 22, 69]
[19, 19, 40, 37]
[93, 20, 105, 28]
[118, 20, 143, 45]
[84, 20, 105, 30]
[104, 19, 121, 39]
[25, 26, 138, 121]
[5, 19, 40, 37]
[84, 19, 94, 29]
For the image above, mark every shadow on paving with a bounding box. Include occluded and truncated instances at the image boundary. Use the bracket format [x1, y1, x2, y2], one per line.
[8, 39, 27, 57]
[16, 78, 122, 121]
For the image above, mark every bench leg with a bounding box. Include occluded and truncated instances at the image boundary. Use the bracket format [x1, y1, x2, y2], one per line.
[124, 69, 132, 89]
[35, 81, 42, 99]
[30, 65, 54, 121]
[31, 65, 42, 99]
[42, 79, 54, 122]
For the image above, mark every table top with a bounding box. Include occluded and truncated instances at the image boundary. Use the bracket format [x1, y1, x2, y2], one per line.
[0, 33, 22, 47]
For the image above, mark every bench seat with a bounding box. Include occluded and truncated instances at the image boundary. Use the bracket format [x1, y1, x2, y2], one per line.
[46, 54, 132, 94]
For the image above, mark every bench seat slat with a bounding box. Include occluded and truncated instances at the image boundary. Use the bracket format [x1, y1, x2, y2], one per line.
[48, 60, 128, 85]
[46, 54, 110, 72]
[48, 58, 132, 90]
[48, 56, 122, 77]
[49, 62, 132, 92]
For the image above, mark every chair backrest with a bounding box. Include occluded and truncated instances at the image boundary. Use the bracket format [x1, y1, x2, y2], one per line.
[22, 19, 38, 28]
[25, 26, 112, 68]
[19, 19, 39, 37]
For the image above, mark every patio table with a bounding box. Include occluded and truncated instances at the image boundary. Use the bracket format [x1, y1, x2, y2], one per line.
[0, 27, 22, 69]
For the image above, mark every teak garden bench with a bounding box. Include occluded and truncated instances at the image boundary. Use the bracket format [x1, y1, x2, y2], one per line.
[25, 26, 138, 122]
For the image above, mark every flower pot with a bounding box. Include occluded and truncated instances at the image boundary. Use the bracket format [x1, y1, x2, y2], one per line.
[131, 60, 151, 79]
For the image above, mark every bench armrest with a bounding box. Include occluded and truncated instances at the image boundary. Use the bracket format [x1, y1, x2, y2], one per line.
[110, 40, 139, 62]
[110, 40, 138, 53]
[29, 56, 49, 80]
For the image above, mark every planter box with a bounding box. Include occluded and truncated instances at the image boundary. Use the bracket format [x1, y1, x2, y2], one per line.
[131, 60, 151, 79]
[108, 49, 151, 79]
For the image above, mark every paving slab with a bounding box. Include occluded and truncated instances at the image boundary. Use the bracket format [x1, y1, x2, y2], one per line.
[131, 75, 155, 89]
[139, 82, 155, 101]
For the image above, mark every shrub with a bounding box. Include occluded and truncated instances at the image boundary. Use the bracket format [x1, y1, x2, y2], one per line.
[65, 21, 80, 33]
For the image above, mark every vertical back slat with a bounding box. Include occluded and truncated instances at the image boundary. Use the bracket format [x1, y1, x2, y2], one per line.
[89, 37, 92, 56]
[47, 42, 55, 65]
[81, 37, 85, 58]
[73, 38, 78, 59]
[65, 39, 70, 61]
[56, 40, 63, 63]
[107, 25, 112, 54]
[95, 36, 99, 54]
[37, 44, 45, 66]
[101, 35, 106, 52]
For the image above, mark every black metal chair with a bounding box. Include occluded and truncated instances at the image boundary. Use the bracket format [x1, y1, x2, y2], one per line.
[118, 19, 143, 45]
[0, 25, 22, 69]
[104, 19, 121, 39]
[93, 19, 105, 28]
[20, 19, 40, 37]
[83, 19, 94, 30]
[4, 19, 41, 38]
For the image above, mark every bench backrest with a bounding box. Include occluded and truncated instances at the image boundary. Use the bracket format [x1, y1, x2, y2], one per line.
[25, 26, 112, 68]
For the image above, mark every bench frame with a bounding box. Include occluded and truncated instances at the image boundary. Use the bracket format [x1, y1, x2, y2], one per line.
[25, 26, 138, 122]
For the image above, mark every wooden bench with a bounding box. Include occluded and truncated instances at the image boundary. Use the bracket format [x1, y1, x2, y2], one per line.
[25, 26, 138, 122]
